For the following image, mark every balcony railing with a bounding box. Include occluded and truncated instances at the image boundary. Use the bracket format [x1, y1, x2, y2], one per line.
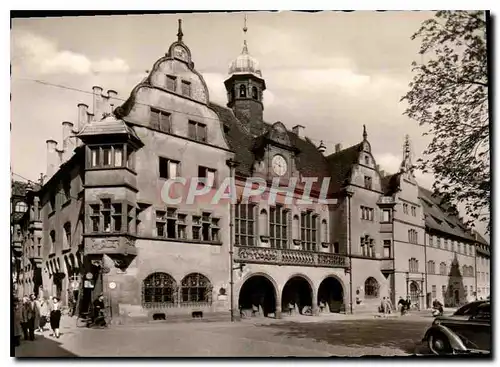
[234, 245, 349, 268]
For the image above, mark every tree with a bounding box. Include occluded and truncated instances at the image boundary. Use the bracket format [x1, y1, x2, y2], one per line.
[402, 11, 490, 233]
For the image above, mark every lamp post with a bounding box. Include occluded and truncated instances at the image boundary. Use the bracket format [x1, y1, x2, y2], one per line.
[226, 158, 239, 322]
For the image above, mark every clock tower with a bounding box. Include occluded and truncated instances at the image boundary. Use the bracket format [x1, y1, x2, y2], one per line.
[224, 15, 266, 135]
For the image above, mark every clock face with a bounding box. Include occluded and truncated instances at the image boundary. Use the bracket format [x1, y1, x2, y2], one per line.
[272, 155, 287, 176]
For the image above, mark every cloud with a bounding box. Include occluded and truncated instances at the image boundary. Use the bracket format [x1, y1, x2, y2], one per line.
[12, 30, 129, 75]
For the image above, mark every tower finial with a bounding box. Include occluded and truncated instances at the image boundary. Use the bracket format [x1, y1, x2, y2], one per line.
[363, 124, 367, 140]
[242, 13, 249, 54]
[177, 19, 184, 42]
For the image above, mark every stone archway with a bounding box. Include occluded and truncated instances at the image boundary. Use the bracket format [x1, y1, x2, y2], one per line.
[238, 275, 277, 318]
[281, 276, 313, 316]
[318, 276, 344, 313]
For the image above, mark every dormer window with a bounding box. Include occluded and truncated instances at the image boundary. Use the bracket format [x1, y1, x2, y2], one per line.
[166, 75, 177, 91]
[239, 84, 247, 97]
[364, 155, 370, 165]
[181, 80, 191, 97]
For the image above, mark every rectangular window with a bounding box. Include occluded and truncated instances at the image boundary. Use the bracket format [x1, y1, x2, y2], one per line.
[159, 157, 180, 179]
[192, 215, 201, 240]
[156, 210, 166, 237]
[150, 108, 171, 133]
[235, 204, 255, 246]
[181, 80, 192, 97]
[188, 121, 207, 142]
[114, 146, 123, 167]
[361, 206, 374, 221]
[432, 285, 437, 299]
[382, 209, 391, 222]
[364, 176, 372, 189]
[270, 206, 288, 249]
[198, 166, 216, 188]
[166, 75, 177, 91]
[437, 237, 441, 248]
[102, 199, 112, 232]
[383, 240, 391, 258]
[91, 148, 100, 168]
[429, 235, 433, 247]
[300, 211, 317, 251]
[112, 203, 122, 232]
[102, 147, 112, 167]
[90, 204, 100, 232]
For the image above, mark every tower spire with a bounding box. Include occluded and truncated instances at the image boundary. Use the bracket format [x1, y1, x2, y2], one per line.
[177, 19, 184, 42]
[362, 124, 367, 140]
[400, 134, 414, 174]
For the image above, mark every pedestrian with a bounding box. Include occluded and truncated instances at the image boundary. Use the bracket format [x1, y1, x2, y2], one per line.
[382, 297, 389, 315]
[13, 298, 23, 347]
[288, 302, 294, 316]
[93, 293, 107, 327]
[386, 298, 394, 314]
[406, 297, 412, 313]
[22, 295, 36, 341]
[319, 300, 326, 313]
[398, 297, 406, 316]
[35, 294, 49, 332]
[49, 297, 62, 338]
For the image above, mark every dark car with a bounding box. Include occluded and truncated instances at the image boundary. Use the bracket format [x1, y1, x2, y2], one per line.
[422, 301, 491, 355]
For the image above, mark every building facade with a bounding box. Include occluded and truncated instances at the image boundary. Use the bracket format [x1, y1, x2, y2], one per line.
[13, 19, 490, 321]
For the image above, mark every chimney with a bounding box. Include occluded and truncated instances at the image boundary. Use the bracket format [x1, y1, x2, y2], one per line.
[77, 103, 89, 132]
[92, 86, 104, 121]
[46, 139, 58, 178]
[318, 140, 326, 153]
[335, 143, 343, 153]
[62, 121, 75, 162]
[107, 90, 118, 115]
[292, 124, 305, 138]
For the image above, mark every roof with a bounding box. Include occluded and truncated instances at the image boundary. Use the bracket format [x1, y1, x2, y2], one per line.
[381, 173, 401, 196]
[78, 114, 140, 140]
[418, 186, 475, 242]
[325, 143, 363, 193]
[208, 102, 331, 192]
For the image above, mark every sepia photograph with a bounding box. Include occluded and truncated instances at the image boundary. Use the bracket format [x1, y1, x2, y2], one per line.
[9, 9, 491, 358]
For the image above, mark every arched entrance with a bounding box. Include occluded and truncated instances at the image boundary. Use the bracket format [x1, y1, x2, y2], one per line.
[410, 281, 419, 306]
[282, 276, 313, 315]
[239, 275, 277, 317]
[318, 276, 344, 313]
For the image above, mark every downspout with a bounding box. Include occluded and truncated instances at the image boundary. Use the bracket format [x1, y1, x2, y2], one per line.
[226, 158, 237, 322]
[424, 227, 428, 309]
[474, 243, 478, 300]
[391, 200, 395, 306]
[347, 190, 353, 314]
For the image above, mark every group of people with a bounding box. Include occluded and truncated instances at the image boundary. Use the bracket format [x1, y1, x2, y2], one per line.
[398, 296, 413, 315]
[379, 297, 395, 315]
[13, 294, 62, 347]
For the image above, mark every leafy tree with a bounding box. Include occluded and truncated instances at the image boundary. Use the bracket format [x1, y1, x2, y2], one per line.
[402, 11, 489, 233]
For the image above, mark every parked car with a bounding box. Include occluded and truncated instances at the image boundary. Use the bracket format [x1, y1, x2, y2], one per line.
[422, 301, 491, 355]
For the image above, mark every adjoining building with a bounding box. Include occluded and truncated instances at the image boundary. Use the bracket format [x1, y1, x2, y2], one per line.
[13, 19, 490, 322]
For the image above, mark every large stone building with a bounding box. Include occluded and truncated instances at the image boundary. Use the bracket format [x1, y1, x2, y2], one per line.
[13, 19, 490, 322]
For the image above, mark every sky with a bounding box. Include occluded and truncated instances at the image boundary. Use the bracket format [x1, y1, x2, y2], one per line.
[9, 11, 488, 237]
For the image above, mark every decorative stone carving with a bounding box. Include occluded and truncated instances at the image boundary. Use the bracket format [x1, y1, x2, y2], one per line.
[234, 245, 348, 268]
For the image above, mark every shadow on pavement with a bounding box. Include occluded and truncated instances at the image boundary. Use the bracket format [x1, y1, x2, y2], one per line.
[262, 319, 429, 354]
[14, 333, 77, 358]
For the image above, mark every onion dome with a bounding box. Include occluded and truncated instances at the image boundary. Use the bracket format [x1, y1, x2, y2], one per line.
[228, 40, 262, 77]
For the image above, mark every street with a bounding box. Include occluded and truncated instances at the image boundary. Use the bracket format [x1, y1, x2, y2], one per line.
[14, 315, 433, 357]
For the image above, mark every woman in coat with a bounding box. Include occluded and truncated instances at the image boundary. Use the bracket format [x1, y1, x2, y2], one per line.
[49, 297, 62, 338]
[35, 295, 49, 332]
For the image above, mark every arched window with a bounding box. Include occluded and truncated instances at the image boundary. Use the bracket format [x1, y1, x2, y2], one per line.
[427, 260, 435, 274]
[293, 215, 300, 240]
[181, 273, 212, 305]
[259, 209, 268, 237]
[63, 222, 71, 248]
[364, 277, 379, 298]
[239, 84, 247, 97]
[321, 219, 328, 243]
[142, 272, 177, 308]
[49, 230, 56, 254]
[252, 86, 258, 99]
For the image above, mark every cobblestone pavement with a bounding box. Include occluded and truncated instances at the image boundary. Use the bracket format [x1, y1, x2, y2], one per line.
[14, 315, 433, 357]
